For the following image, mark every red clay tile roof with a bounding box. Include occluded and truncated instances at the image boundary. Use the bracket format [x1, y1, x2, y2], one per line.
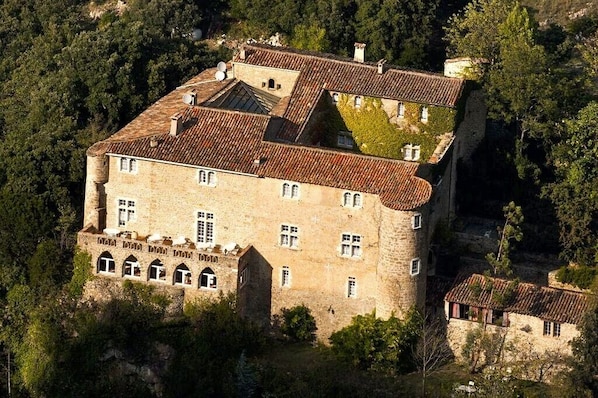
[445, 274, 590, 325]
[234, 44, 465, 141]
[104, 106, 431, 210]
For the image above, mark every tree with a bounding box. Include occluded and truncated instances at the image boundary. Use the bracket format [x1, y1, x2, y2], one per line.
[485, 201, 524, 277]
[568, 293, 598, 397]
[280, 304, 317, 342]
[290, 21, 330, 52]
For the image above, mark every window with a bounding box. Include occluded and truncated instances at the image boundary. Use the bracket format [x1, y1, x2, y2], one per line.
[420, 106, 428, 122]
[332, 92, 339, 105]
[337, 131, 354, 149]
[553, 322, 561, 337]
[280, 224, 299, 248]
[410, 258, 421, 276]
[123, 255, 140, 278]
[149, 260, 166, 282]
[398, 102, 405, 118]
[282, 182, 300, 199]
[175, 264, 192, 286]
[354, 96, 362, 108]
[281, 266, 290, 287]
[403, 144, 421, 161]
[98, 252, 115, 273]
[119, 157, 137, 173]
[239, 267, 249, 287]
[197, 211, 214, 244]
[543, 321, 551, 336]
[341, 234, 362, 257]
[118, 199, 136, 228]
[347, 277, 357, 297]
[268, 78, 275, 89]
[343, 192, 362, 208]
[198, 169, 216, 186]
[412, 213, 422, 230]
[200, 267, 217, 289]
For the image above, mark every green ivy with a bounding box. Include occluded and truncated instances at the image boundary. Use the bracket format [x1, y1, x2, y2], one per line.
[555, 266, 597, 289]
[324, 94, 456, 162]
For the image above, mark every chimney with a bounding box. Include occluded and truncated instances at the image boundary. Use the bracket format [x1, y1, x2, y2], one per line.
[170, 113, 183, 136]
[354, 43, 366, 63]
[377, 59, 387, 74]
[239, 47, 246, 60]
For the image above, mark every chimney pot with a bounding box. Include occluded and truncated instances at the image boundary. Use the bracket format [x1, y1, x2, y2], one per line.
[377, 59, 387, 74]
[354, 42, 366, 63]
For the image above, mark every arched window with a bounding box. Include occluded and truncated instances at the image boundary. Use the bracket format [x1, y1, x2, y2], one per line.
[175, 264, 192, 286]
[268, 78, 275, 89]
[343, 192, 352, 206]
[123, 255, 140, 278]
[354, 96, 362, 108]
[200, 267, 217, 290]
[199, 169, 216, 186]
[149, 259, 166, 282]
[353, 193, 362, 207]
[98, 252, 115, 274]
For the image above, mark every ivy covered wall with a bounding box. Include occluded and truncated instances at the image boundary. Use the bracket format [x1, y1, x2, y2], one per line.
[322, 93, 458, 162]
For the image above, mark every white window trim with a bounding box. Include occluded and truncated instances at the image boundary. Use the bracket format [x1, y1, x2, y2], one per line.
[198, 169, 217, 186]
[98, 256, 115, 274]
[123, 260, 141, 278]
[117, 198, 137, 228]
[347, 276, 357, 298]
[412, 213, 422, 230]
[118, 157, 138, 174]
[342, 191, 362, 208]
[340, 233, 362, 258]
[403, 144, 421, 161]
[175, 268, 193, 286]
[281, 181, 300, 199]
[200, 270, 217, 290]
[281, 266, 291, 287]
[149, 263, 166, 282]
[410, 258, 421, 276]
[332, 92, 339, 105]
[398, 102, 405, 119]
[196, 210, 215, 246]
[354, 96, 362, 108]
[280, 224, 299, 248]
[420, 106, 429, 122]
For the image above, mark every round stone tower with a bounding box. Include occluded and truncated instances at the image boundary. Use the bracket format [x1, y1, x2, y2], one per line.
[83, 143, 109, 231]
[375, 204, 428, 318]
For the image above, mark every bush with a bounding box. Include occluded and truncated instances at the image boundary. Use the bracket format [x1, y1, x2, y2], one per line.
[555, 266, 596, 289]
[281, 305, 317, 342]
[329, 309, 421, 373]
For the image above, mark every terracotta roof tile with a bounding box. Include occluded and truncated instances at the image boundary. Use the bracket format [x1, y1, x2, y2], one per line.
[445, 274, 590, 325]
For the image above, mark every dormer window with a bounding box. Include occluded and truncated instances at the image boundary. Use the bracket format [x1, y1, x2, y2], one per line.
[268, 78, 275, 90]
[398, 102, 405, 119]
[337, 131, 354, 149]
[420, 106, 429, 122]
[332, 92, 339, 105]
[354, 96, 362, 108]
[403, 144, 421, 161]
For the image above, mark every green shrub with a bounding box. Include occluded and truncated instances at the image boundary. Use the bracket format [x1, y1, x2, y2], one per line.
[281, 304, 317, 342]
[556, 266, 597, 289]
[67, 248, 93, 298]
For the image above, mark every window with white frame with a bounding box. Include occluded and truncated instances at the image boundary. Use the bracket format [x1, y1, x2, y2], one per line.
[149, 260, 166, 282]
[98, 252, 115, 273]
[197, 211, 214, 245]
[200, 267, 217, 289]
[403, 144, 421, 161]
[175, 264, 192, 286]
[332, 92, 339, 105]
[198, 169, 217, 186]
[543, 321, 551, 336]
[282, 182, 300, 199]
[281, 266, 291, 287]
[544, 321, 561, 337]
[337, 131, 355, 149]
[341, 234, 362, 258]
[410, 258, 421, 275]
[347, 277, 357, 297]
[354, 96, 362, 108]
[123, 256, 140, 278]
[398, 102, 405, 118]
[343, 192, 362, 208]
[420, 106, 429, 122]
[239, 267, 250, 287]
[118, 199, 136, 227]
[119, 157, 137, 173]
[280, 224, 299, 248]
[412, 213, 422, 230]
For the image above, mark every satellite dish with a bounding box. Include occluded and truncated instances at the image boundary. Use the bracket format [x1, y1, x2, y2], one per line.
[215, 70, 226, 81]
[217, 61, 227, 72]
[182, 93, 194, 105]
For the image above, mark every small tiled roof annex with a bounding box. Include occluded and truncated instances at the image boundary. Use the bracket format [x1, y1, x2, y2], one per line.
[104, 105, 431, 211]
[445, 274, 589, 325]
[234, 44, 466, 141]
